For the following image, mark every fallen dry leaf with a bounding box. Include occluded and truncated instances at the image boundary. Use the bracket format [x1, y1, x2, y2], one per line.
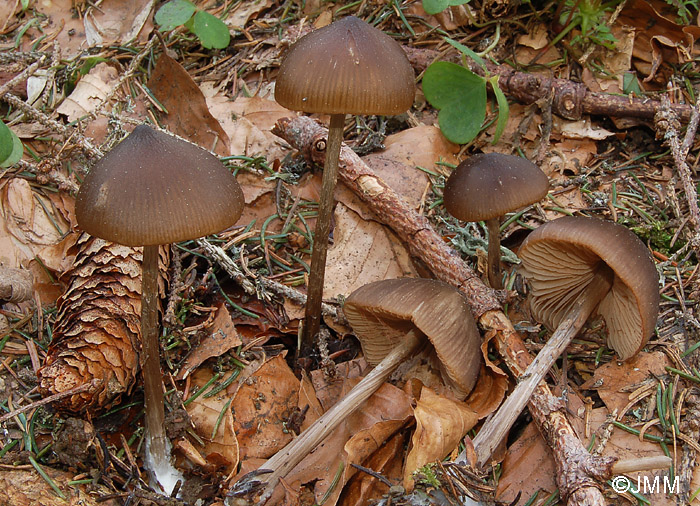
[269, 367, 414, 506]
[56, 63, 120, 122]
[338, 431, 406, 506]
[177, 303, 243, 380]
[619, 0, 700, 81]
[580, 351, 671, 414]
[324, 202, 418, 300]
[232, 353, 300, 460]
[225, 0, 274, 30]
[185, 367, 241, 475]
[404, 387, 478, 489]
[83, 0, 153, 48]
[147, 51, 230, 156]
[0, 467, 120, 506]
[206, 94, 291, 161]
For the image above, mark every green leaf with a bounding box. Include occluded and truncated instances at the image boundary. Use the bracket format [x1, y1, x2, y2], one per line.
[422, 0, 449, 15]
[0, 121, 14, 164]
[422, 62, 487, 144]
[191, 11, 230, 49]
[623, 72, 642, 96]
[422, 0, 469, 15]
[0, 127, 23, 168]
[489, 75, 509, 144]
[155, 0, 196, 31]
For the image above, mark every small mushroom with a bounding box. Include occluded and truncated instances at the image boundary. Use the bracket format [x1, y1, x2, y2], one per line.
[443, 153, 549, 289]
[275, 16, 415, 349]
[518, 216, 659, 360]
[232, 278, 481, 503]
[458, 216, 659, 467]
[75, 124, 244, 492]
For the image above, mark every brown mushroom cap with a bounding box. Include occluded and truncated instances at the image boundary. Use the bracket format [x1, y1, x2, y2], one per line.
[76, 125, 244, 247]
[274, 16, 415, 116]
[443, 153, 549, 222]
[343, 278, 482, 399]
[518, 216, 659, 360]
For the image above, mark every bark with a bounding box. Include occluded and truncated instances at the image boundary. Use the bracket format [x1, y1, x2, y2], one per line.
[272, 116, 614, 505]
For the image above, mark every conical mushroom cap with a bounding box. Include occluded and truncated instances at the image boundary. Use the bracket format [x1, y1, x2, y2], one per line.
[76, 125, 244, 247]
[343, 278, 482, 399]
[444, 153, 549, 222]
[518, 216, 659, 360]
[275, 16, 415, 115]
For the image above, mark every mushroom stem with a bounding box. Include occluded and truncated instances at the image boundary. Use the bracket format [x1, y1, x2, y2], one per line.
[612, 455, 671, 474]
[141, 245, 167, 460]
[302, 113, 346, 351]
[486, 218, 502, 289]
[252, 328, 425, 504]
[465, 264, 614, 468]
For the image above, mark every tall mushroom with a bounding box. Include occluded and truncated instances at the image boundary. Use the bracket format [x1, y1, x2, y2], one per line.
[443, 152, 549, 289]
[75, 124, 245, 492]
[229, 278, 481, 504]
[461, 216, 659, 466]
[274, 16, 415, 350]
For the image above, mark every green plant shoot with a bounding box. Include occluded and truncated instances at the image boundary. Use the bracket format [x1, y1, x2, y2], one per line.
[155, 0, 230, 50]
[422, 36, 509, 144]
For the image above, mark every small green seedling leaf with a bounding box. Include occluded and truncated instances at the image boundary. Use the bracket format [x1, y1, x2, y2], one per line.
[489, 75, 509, 144]
[155, 0, 196, 31]
[191, 11, 230, 49]
[423, 61, 487, 144]
[422, 0, 469, 15]
[0, 121, 15, 163]
[0, 126, 23, 168]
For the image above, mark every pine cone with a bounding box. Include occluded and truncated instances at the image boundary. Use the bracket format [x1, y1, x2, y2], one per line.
[38, 233, 169, 414]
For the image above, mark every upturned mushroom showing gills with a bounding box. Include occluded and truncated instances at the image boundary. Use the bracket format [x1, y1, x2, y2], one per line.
[456, 217, 659, 469]
[518, 216, 659, 361]
[230, 278, 481, 504]
[275, 16, 415, 350]
[75, 124, 244, 493]
[443, 152, 549, 289]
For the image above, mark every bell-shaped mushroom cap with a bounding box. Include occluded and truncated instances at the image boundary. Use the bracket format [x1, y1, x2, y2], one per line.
[518, 216, 659, 360]
[275, 16, 415, 116]
[76, 125, 244, 247]
[343, 278, 482, 399]
[443, 153, 549, 222]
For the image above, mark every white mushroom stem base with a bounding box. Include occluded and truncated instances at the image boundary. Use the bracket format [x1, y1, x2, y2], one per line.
[141, 244, 180, 492]
[462, 265, 614, 468]
[244, 329, 425, 505]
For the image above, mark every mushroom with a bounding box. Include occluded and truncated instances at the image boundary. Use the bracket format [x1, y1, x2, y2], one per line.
[443, 153, 549, 289]
[274, 16, 415, 349]
[519, 216, 659, 361]
[75, 124, 244, 492]
[457, 216, 659, 467]
[230, 278, 481, 503]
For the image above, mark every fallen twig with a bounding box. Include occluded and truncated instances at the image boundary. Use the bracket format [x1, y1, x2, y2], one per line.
[0, 380, 99, 424]
[654, 96, 700, 261]
[403, 46, 693, 122]
[270, 116, 612, 506]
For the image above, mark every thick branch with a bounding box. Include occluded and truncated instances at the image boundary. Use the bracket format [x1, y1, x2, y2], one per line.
[272, 116, 611, 505]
